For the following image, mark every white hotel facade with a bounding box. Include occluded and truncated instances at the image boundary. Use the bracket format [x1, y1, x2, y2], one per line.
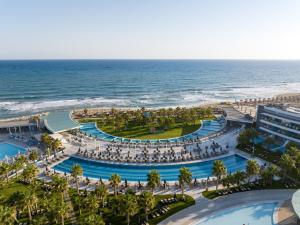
[256, 105, 300, 144]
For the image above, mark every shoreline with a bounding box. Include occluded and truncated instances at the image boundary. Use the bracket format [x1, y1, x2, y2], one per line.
[0, 92, 299, 122]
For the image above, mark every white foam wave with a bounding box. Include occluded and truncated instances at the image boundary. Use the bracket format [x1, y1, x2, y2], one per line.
[0, 82, 299, 115]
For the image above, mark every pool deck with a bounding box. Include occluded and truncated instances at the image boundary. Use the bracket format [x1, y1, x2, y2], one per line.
[159, 189, 296, 225]
[277, 200, 298, 225]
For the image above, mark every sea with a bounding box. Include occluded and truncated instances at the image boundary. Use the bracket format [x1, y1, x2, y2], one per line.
[0, 60, 299, 119]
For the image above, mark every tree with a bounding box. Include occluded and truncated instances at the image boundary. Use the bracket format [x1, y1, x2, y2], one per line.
[56, 201, 69, 225]
[109, 174, 121, 196]
[178, 167, 192, 198]
[21, 163, 39, 184]
[0, 205, 17, 225]
[29, 150, 39, 162]
[95, 183, 108, 208]
[51, 138, 62, 156]
[0, 162, 11, 183]
[52, 175, 69, 202]
[147, 170, 160, 194]
[81, 214, 105, 225]
[232, 170, 246, 186]
[246, 160, 260, 183]
[212, 160, 227, 190]
[71, 164, 83, 194]
[22, 191, 38, 222]
[279, 154, 295, 181]
[85, 194, 99, 213]
[12, 155, 27, 178]
[122, 193, 138, 225]
[139, 191, 155, 222]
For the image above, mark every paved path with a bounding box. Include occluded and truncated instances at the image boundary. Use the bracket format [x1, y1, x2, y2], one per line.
[159, 189, 296, 225]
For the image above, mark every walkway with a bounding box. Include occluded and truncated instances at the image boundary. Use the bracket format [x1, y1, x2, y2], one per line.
[159, 189, 296, 225]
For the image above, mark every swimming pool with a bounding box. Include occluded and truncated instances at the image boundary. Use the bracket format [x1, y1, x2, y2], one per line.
[54, 154, 247, 181]
[80, 118, 226, 143]
[0, 143, 27, 160]
[195, 202, 278, 225]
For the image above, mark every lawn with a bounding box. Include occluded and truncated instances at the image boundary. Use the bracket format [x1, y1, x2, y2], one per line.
[79, 118, 211, 139]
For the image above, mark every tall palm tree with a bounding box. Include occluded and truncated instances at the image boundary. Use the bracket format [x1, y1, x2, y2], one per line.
[95, 183, 108, 208]
[51, 139, 62, 157]
[109, 174, 121, 196]
[246, 159, 260, 183]
[21, 163, 39, 184]
[71, 164, 83, 194]
[178, 167, 192, 198]
[57, 201, 69, 225]
[52, 175, 68, 202]
[12, 155, 27, 178]
[85, 194, 99, 213]
[147, 170, 160, 194]
[122, 193, 138, 225]
[212, 160, 227, 190]
[279, 154, 295, 182]
[28, 150, 39, 162]
[22, 191, 38, 222]
[0, 162, 11, 183]
[0, 205, 17, 225]
[82, 214, 105, 225]
[233, 170, 246, 186]
[139, 191, 155, 222]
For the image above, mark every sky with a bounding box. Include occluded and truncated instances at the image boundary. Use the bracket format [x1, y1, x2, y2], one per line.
[0, 0, 300, 59]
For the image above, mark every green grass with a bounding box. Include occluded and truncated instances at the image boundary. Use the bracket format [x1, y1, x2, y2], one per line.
[79, 117, 217, 139]
[0, 179, 30, 200]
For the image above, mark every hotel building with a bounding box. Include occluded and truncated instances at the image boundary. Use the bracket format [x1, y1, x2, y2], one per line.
[256, 105, 300, 144]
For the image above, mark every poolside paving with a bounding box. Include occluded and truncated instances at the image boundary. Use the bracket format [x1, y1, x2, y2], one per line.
[277, 200, 298, 225]
[159, 189, 296, 225]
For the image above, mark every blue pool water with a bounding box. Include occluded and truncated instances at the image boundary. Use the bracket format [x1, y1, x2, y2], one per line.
[54, 154, 248, 181]
[80, 119, 224, 143]
[196, 202, 278, 225]
[0, 143, 27, 160]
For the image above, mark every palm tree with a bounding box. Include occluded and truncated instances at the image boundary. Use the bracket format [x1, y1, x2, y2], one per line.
[122, 193, 138, 225]
[109, 174, 121, 196]
[21, 163, 39, 184]
[95, 183, 108, 208]
[12, 155, 27, 178]
[28, 150, 39, 162]
[178, 167, 192, 198]
[71, 164, 83, 194]
[246, 160, 260, 183]
[0, 205, 17, 225]
[82, 214, 105, 225]
[51, 139, 62, 157]
[139, 191, 155, 222]
[52, 175, 68, 202]
[22, 191, 38, 222]
[85, 194, 99, 213]
[147, 170, 160, 193]
[57, 201, 69, 225]
[233, 170, 246, 186]
[279, 154, 295, 182]
[212, 160, 227, 190]
[0, 162, 11, 183]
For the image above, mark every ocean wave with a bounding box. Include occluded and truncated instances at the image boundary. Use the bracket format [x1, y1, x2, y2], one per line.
[0, 82, 299, 115]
